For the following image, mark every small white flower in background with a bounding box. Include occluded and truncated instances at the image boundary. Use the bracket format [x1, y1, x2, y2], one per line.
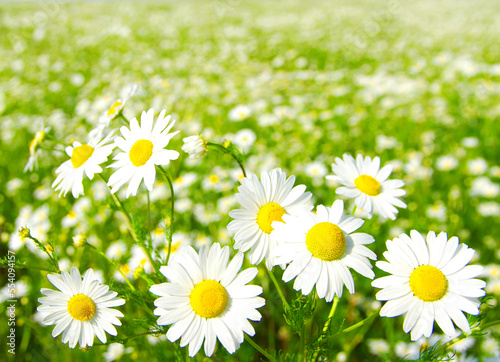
[426, 203, 447, 221]
[24, 123, 51, 172]
[436, 155, 458, 171]
[482, 336, 500, 357]
[103, 342, 132, 361]
[304, 161, 327, 180]
[467, 158, 488, 175]
[372, 230, 486, 341]
[227, 168, 312, 269]
[394, 341, 420, 359]
[107, 82, 139, 119]
[228, 104, 251, 121]
[272, 200, 376, 301]
[107, 109, 180, 198]
[327, 153, 407, 220]
[182, 134, 207, 159]
[52, 131, 116, 198]
[150, 244, 265, 357]
[477, 202, 500, 217]
[367, 339, 390, 355]
[469, 177, 499, 198]
[376, 134, 399, 152]
[461, 137, 479, 148]
[89, 82, 140, 140]
[37, 267, 125, 348]
[233, 128, 256, 152]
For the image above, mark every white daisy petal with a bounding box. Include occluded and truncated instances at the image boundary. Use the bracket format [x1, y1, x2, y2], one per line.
[37, 268, 125, 348]
[373, 231, 485, 342]
[151, 243, 264, 357]
[328, 153, 406, 219]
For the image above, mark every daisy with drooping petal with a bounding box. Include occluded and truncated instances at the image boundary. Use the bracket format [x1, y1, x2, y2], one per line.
[24, 123, 51, 172]
[107, 109, 180, 198]
[37, 267, 125, 348]
[52, 131, 116, 198]
[182, 134, 207, 159]
[372, 230, 486, 341]
[327, 153, 407, 220]
[150, 243, 265, 357]
[272, 200, 377, 302]
[227, 168, 312, 269]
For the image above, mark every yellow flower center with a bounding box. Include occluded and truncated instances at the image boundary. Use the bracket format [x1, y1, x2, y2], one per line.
[67, 294, 96, 322]
[129, 139, 154, 167]
[71, 144, 94, 168]
[256, 202, 286, 234]
[354, 175, 381, 196]
[107, 100, 122, 116]
[190, 280, 228, 318]
[29, 130, 46, 153]
[409, 265, 448, 302]
[306, 222, 346, 261]
[209, 174, 219, 183]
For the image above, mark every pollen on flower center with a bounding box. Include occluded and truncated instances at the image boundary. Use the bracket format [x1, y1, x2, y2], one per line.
[355, 175, 381, 196]
[71, 144, 95, 168]
[129, 139, 154, 167]
[190, 280, 228, 318]
[306, 222, 346, 261]
[409, 265, 448, 302]
[67, 294, 96, 321]
[256, 202, 286, 234]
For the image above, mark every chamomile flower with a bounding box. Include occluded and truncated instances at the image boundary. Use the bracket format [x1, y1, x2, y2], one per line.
[52, 131, 115, 198]
[37, 267, 125, 348]
[182, 134, 207, 159]
[327, 153, 407, 220]
[150, 243, 265, 357]
[227, 168, 312, 269]
[272, 200, 376, 301]
[372, 230, 486, 341]
[107, 109, 180, 198]
[24, 123, 51, 172]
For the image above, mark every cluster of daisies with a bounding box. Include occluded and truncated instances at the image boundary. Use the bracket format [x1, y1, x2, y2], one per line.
[37, 107, 486, 357]
[52, 107, 179, 199]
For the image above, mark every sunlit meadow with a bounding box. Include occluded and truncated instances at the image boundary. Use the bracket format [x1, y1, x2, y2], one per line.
[1, 1, 500, 361]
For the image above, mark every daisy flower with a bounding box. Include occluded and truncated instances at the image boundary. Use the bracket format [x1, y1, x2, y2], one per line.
[272, 200, 377, 301]
[150, 243, 265, 357]
[52, 131, 116, 198]
[227, 168, 312, 269]
[107, 82, 139, 119]
[372, 230, 486, 341]
[107, 109, 180, 198]
[24, 123, 51, 172]
[327, 153, 407, 220]
[181, 134, 207, 159]
[37, 267, 125, 348]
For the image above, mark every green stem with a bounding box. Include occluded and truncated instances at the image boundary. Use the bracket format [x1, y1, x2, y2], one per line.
[85, 243, 136, 291]
[244, 335, 276, 361]
[26, 234, 60, 272]
[117, 112, 129, 125]
[265, 267, 290, 311]
[158, 166, 175, 265]
[312, 297, 340, 361]
[327, 310, 378, 341]
[206, 142, 247, 178]
[98, 174, 134, 233]
[147, 190, 152, 248]
[435, 319, 500, 354]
